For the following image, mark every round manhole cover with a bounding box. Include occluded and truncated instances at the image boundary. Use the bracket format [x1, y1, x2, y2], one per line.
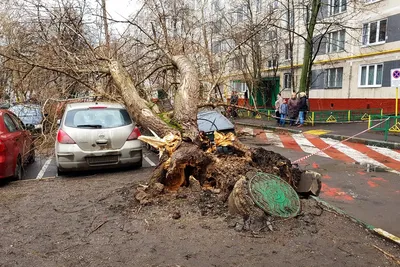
[248, 172, 300, 218]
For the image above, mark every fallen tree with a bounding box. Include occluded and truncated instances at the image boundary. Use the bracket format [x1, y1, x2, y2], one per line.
[107, 54, 305, 219]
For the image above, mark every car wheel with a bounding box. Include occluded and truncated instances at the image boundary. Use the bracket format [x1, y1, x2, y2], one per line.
[57, 167, 66, 177]
[135, 158, 143, 168]
[13, 157, 23, 180]
[27, 147, 35, 164]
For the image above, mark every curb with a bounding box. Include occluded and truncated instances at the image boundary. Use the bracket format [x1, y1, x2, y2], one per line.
[235, 121, 302, 134]
[311, 196, 400, 246]
[235, 121, 400, 149]
[319, 133, 400, 150]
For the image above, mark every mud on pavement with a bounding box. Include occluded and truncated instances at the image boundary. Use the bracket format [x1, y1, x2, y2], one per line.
[0, 168, 399, 267]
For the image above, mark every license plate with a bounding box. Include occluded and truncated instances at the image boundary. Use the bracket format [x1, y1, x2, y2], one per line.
[87, 155, 118, 165]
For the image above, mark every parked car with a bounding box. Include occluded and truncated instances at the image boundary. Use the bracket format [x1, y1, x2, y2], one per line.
[142, 110, 235, 152]
[197, 110, 235, 141]
[9, 104, 44, 133]
[55, 102, 142, 174]
[0, 109, 35, 180]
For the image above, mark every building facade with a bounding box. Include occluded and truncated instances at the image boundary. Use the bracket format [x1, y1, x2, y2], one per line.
[209, 0, 400, 113]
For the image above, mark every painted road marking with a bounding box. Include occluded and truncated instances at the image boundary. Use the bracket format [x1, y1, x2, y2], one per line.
[367, 145, 400, 162]
[304, 134, 355, 163]
[278, 133, 303, 152]
[321, 138, 386, 168]
[144, 156, 156, 167]
[292, 133, 331, 158]
[304, 129, 331, 135]
[344, 141, 400, 172]
[237, 126, 400, 173]
[239, 127, 255, 135]
[36, 158, 53, 179]
[253, 128, 268, 142]
[265, 132, 284, 147]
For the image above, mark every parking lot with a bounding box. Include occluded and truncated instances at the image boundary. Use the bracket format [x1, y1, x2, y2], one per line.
[22, 147, 160, 180]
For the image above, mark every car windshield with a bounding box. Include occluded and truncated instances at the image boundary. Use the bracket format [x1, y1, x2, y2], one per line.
[64, 108, 132, 129]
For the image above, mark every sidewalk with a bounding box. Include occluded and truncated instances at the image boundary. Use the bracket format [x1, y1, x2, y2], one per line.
[234, 117, 400, 149]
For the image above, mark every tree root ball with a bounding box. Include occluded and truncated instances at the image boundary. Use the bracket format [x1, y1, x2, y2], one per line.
[146, 144, 303, 201]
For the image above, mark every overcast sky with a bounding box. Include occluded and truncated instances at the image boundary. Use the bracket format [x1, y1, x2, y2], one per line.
[107, 0, 140, 21]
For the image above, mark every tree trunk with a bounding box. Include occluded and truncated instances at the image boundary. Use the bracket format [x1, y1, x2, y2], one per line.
[172, 55, 200, 141]
[299, 0, 321, 93]
[109, 60, 176, 137]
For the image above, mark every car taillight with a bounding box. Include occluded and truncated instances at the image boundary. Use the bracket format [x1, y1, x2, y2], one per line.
[57, 129, 76, 144]
[127, 127, 141, 141]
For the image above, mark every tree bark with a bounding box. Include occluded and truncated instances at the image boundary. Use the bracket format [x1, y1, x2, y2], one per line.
[172, 55, 200, 140]
[299, 0, 321, 93]
[109, 60, 176, 137]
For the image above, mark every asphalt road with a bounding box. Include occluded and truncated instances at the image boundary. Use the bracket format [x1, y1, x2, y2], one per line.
[241, 135, 400, 236]
[22, 147, 160, 180]
[18, 136, 400, 237]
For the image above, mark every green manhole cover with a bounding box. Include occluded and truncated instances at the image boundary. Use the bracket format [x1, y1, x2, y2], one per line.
[248, 172, 300, 218]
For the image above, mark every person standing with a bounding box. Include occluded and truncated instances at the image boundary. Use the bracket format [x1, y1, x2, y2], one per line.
[297, 92, 308, 127]
[279, 99, 288, 126]
[230, 91, 239, 117]
[244, 90, 249, 107]
[274, 93, 283, 124]
[288, 92, 299, 126]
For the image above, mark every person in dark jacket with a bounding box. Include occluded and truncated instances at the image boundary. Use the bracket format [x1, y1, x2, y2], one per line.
[287, 92, 299, 126]
[297, 92, 308, 127]
[229, 91, 239, 117]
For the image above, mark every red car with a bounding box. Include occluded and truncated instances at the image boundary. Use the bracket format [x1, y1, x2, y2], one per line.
[0, 109, 35, 180]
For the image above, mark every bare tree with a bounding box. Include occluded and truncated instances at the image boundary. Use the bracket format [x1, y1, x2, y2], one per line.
[0, 0, 302, 214]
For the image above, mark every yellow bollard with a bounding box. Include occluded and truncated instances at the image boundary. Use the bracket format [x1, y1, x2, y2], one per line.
[368, 115, 371, 129]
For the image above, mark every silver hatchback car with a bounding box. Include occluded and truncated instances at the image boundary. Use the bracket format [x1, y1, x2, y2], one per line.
[55, 102, 142, 174]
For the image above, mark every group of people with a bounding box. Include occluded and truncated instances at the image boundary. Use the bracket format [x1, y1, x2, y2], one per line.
[275, 92, 309, 127]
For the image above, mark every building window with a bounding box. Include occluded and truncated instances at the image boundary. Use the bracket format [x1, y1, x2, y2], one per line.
[267, 59, 278, 68]
[327, 68, 343, 88]
[214, 20, 222, 34]
[212, 41, 222, 53]
[231, 81, 248, 93]
[327, 30, 345, 53]
[211, 0, 221, 13]
[359, 64, 383, 87]
[236, 7, 244, 23]
[233, 55, 245, 69]
[284, 73, 292, 89]
[284, 43, 291, 60]
[286, 9, 294, 29]
[362, 19, 387, 45]
[255, 0, 262, 12]
[329, 0, 347, 16]
[266, 30, 277, 42]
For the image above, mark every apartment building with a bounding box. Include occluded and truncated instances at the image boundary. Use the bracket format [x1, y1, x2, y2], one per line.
[210, 0, 400, 113]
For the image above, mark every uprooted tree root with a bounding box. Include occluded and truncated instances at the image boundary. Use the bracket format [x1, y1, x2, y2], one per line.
[136, 138, 304, 221]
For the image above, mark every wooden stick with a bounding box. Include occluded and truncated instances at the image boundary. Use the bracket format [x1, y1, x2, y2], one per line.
[372, 245, 400, 264]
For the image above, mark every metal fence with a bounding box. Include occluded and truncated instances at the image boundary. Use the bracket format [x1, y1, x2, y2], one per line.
[368, 115, 400, 141]
[236, 107, 384, 126]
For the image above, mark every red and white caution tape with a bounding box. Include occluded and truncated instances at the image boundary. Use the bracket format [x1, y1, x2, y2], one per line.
[291, 117, 391, 164]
